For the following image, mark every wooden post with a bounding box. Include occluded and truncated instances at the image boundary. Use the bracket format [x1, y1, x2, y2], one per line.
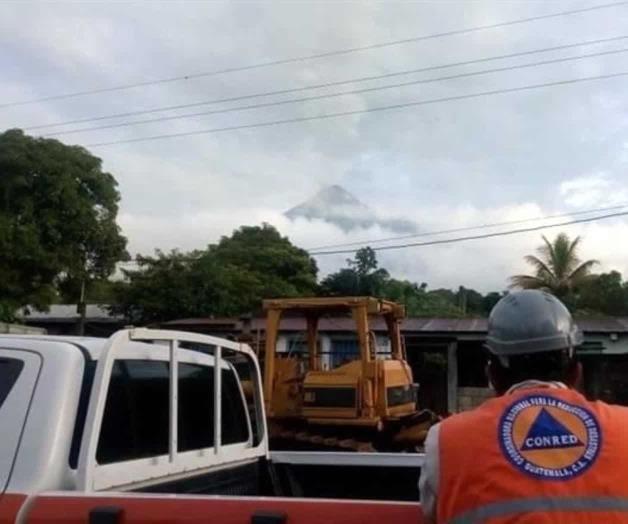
[306, 315, 319, 372]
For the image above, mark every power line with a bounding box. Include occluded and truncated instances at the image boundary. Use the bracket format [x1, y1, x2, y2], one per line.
[307, 203, 628, 251]
[309, 211, 628, 255]
[27, 34, 628, 131]
[117, 207, 628, 264]
[41, 46, 628, 138]
[84, 70, 628, 147]
[3, 1, 626, 109]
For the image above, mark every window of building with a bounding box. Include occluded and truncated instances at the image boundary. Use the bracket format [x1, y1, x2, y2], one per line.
[286, 336, 308, 354]
[457, 342, 489, 388]
[330, 338, 360, 367]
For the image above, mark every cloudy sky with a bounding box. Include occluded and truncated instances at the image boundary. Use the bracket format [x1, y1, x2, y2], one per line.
[1, 0, 628, 292]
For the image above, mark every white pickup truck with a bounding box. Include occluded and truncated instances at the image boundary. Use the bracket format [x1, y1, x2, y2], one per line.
[0, 329, 424, 523]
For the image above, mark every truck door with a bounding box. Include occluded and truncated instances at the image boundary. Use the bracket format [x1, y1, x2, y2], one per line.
[0, 350, 42, 497]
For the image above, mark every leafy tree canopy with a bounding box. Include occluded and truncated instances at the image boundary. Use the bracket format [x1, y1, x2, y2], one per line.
[0, 129, 128, 320]
[321, 247, 501, 317]
[113, 224, 318, 324]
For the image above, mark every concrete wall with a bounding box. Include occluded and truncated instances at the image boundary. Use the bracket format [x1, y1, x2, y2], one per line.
[457, 386, 494, 411]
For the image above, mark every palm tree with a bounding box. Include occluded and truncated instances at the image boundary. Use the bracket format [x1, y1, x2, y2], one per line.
[510, 233, 598, 299]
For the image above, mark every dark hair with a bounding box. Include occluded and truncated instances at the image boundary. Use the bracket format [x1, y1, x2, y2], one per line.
[488, 349, 577, 395]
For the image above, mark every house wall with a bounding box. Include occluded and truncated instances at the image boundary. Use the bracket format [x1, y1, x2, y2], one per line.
[457, 386, 494, 411]
[451, 333, 628, 412]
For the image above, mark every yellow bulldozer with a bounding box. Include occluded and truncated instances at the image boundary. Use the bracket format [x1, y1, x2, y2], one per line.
[262, 296, 438, 452]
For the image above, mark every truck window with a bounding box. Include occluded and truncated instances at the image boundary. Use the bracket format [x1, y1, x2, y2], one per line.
[0, 358, 24, 408]
[97, 360, 170, 464]
[178, 363, 250, 451]
[69, 361, 96, 468]
[221, 368, 249, 444]
[98, 359, 250, 464]
[178, 363, 214, 451]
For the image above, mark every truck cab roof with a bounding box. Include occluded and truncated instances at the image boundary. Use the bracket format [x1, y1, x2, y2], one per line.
[0, 334, 157, 360]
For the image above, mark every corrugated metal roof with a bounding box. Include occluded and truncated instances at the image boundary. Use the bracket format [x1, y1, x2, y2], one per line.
[577, 317, 628, 333]
[165, 317, 239, 327]
[163, 315, 628, 334]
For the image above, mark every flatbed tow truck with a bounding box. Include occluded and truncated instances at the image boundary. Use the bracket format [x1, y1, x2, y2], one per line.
[0, 329, 424, 523]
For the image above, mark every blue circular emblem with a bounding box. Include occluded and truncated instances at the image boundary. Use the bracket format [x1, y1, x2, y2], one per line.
[498, 394, 601, 480]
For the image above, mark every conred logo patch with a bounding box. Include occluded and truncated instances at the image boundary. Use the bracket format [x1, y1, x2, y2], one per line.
[499, 394, 601, 480]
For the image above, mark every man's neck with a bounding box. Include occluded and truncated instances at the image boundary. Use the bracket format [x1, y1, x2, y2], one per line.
[506, 379, 568, 395]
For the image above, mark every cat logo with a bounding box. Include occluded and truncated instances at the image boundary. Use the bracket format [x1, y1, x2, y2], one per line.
[499, 394, 601, 480]
[304, 391, 316, 403]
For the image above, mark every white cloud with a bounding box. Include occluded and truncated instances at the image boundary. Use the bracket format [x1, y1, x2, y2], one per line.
[559, 173, 628, 208]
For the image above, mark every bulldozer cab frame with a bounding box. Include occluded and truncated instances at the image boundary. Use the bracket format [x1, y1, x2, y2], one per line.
[262, 297, 407, 416]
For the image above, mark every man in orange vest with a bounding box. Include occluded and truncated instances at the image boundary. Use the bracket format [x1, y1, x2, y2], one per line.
[419, 289, 628, 523]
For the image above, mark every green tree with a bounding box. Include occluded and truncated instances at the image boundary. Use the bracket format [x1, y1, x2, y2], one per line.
[350, 246, 378, 276]
[321, 247, 389, 296]
[578, 271, 628, 316]
[482, 291, 504, 314]
[510, 233, 598, 303]
[113, 224, 318, 324]
[384, 281, 463, 317]
[422, 288, 464, 317]
[455, 286, 486, 315]
[112, 250, 202, 324]
[0, 129, 128, 322]
[208, 224, 318, 303]
[321, 248, 499, 317]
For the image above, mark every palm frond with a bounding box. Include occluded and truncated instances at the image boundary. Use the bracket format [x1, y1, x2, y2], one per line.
[568, 235, 582, 256]
[561, 235, 584, 274]
[553, 233, 578, 278]
[568, 259, 599, 283]
[524, 255, 555, 281]
[509, 274, 550, 290]
[538, 235, 555, 270]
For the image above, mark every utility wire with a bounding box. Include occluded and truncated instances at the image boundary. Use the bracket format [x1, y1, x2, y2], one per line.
[309, 211, 628, 255]
[116, 207, 628, 264]
[27, 34, 628, 131]
[84, 70, 628, 147]
[42, 46, 628, 137]
[307, 203, 628, 251]
[3, 1, 626, 109]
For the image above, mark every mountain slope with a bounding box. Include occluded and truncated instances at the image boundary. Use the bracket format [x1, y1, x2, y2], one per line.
[285, 185, 417, 233]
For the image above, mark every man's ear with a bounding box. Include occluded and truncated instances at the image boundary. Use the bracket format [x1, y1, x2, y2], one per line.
[487, 359, 506, 396]
[486, 359, 502, 395]
[486, 360, 494, 391]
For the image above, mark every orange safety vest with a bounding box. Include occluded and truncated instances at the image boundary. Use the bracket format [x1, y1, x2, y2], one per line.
[438, 386, 628, 523]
